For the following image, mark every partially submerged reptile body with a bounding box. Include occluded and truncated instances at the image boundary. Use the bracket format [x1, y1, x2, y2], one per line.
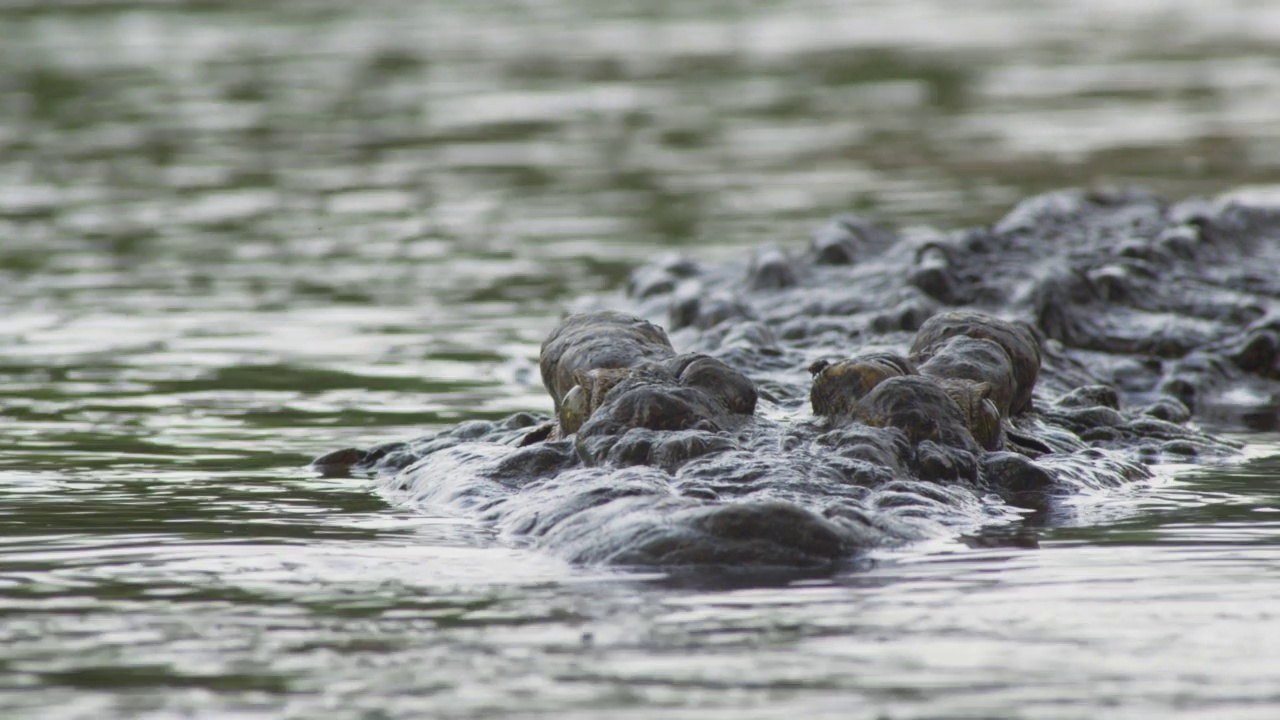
[315, 188, 1280, 567]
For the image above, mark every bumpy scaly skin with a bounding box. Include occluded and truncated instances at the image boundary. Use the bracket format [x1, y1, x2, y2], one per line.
[545, 313, 759, 438]
[910, 311, 1041, 415]
[316, 189, 1279, 568]
[539, 310, 674, 415]
[916, 335, 1016, 418]
[558, 367, 633, 436]
[852, 375, 980, 452]
[809, 353, 915, 419]
[811, 328, 1012, 452]
[934, 378, 1003, 451]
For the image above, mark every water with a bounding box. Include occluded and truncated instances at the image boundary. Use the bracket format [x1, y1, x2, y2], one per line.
[2, 0, 1279, 717]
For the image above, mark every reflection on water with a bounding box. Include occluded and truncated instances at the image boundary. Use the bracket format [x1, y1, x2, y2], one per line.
[1, 0, 1279, 718]
[3, 459, 1278, 719]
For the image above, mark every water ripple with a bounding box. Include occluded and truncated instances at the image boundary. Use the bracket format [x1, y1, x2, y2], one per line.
[2, 1, 1280, 718]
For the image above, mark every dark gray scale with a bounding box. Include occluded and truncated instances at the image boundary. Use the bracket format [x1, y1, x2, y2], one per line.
[672, 354, 759, 416]
[910, 310, 1042, 415]
[809, 352, 916, 419]
[916, 335, 1016, 418]
[852, 375, 981, 455]
[541, 312, 759, 437]
[933, 377, 1004, 451]
[539, 311, 675, 414]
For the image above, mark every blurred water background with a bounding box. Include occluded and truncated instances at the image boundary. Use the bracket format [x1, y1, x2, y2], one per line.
[1, 0, 1279, 718]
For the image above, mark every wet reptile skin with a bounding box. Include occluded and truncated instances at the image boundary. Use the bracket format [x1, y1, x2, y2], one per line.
[315, 188, 1280, 568]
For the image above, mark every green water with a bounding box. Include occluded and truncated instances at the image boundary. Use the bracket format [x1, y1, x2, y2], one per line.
[2, 1, 1279, 717]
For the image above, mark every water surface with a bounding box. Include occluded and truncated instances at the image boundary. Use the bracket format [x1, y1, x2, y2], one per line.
[2, 1, 1279, 717]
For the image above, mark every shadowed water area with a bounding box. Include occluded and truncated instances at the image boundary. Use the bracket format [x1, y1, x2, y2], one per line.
[2, 1, 1280, 718]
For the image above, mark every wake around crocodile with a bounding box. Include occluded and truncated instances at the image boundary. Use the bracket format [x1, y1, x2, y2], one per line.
[314, 188, 1280, 568]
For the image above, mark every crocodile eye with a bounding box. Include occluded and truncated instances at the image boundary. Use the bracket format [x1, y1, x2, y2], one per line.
[558, 385, 590, 435]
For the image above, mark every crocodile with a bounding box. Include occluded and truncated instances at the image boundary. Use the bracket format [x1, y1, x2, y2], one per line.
[314, 187, 1280, 568]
